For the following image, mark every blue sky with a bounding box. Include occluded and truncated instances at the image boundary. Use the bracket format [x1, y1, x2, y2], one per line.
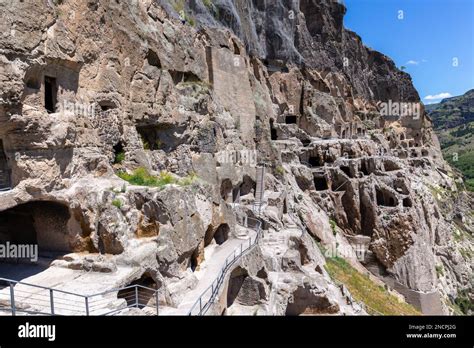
[343, 0, 474, 104]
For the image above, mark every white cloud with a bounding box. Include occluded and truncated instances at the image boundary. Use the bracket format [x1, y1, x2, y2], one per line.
[406, 60, 419, 65]
[424, 92, 452, 100]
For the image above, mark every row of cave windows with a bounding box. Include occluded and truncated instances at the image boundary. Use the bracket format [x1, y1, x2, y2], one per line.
[313, 175, 412, 207]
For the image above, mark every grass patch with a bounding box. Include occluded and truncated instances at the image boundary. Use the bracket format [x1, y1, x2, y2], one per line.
[329, 219, 337, 236]
[117, 167, 198, 188]
[112, 199, 122, 209]
[114, 151, 125, 164]
[324, 257, 421, 315]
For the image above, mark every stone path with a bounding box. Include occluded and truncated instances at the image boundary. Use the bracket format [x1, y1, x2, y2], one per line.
[163, 227, 256, 315]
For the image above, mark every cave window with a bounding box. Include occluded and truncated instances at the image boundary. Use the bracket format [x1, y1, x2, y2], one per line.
[99, 101, 117, 112]
[421, 149, 429, 157]
[301, 139, 311, 147]
[44, 76, 58, 113]
[340, 166, 352, 178]
[232, 40, 241, 55]
[0, 140, 11, 190]
[285, 115, 297, 124]
[113, 142, 125, 164]
[403, 197, 412, 207]
[308, 156, 322, 167]
[341, 129, 346, 139]
[190, 247, 199, 272]
[357, 128, 362, 136]
[360, 160, 370, 176]
[314, 176, 328, 191]
[376, 189, 397, 207]
[270, 120, 278, 140]
[146, 50, 161, 68]
[400, 133, 405, 141]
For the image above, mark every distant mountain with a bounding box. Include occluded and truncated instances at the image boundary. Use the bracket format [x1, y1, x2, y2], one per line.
[428, 89, 474, 191]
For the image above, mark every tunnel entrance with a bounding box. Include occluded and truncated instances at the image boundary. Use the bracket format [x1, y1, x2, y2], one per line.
[118, 273, 158, 309]
[0, 201, 73, 258]
[44, 76, 58, 113]
[0, 140, 11, 190]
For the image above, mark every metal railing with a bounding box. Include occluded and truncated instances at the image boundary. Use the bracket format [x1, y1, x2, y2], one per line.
[0, 278, 159, 316]
[187, 216, 262, 316]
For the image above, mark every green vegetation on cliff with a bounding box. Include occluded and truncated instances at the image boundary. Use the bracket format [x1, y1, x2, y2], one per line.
[324, 257, 421, 315]
[428, 90, 474, 191]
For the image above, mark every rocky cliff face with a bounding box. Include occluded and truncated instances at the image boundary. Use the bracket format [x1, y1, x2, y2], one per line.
[0, 0, 472, 315]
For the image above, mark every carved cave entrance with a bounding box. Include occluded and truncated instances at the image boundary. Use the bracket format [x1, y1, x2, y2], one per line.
[0, 201, 72, 259]
[44, 76, 58, 113]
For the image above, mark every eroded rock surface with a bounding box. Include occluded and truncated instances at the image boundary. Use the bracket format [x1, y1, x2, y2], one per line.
[0, 0, 471, 315]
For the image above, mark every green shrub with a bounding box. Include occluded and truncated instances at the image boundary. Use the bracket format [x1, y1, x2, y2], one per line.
[329, 219, 337, 236]
[112, 199, 122, 209]
[178, 172, 198, 186]
[275, 166, 285, 175]
[435, 265, 444, 277]
[114, 151, 125, 164]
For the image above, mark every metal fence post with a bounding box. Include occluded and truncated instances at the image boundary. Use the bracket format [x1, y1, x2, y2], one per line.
[49, 289, 55, 315]
[199, 297, 202, 314]
[135, 287, 139, 308]
[155, 290, 159, 316]
[9, 282, 15, 316]
[85, 296, 90, 316]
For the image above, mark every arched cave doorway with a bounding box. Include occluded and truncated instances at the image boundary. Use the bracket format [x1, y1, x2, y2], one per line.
[0, 201, 73, 256]
[118, 273, 158, 309]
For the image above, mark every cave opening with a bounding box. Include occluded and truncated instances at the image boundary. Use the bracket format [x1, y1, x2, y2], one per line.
[403, 197, 412, 207]
[0, 201, 72, 258]
[214, 224, 230, 245]
[113, 142, 124, 164]
[204, 224, 230, 247]
[44, 76, 58, 113]
[226, 266, 248, 307]
[270, 120, 278, 140]
[285, 115, 297, 124]
[340, 165, 352, 178]
[239, 175, 256, 197]
[0, 140, 11, 190]
[376, 189, 397, 207]
[308, 156, 322, 167]
[360, 160, 370, 176]
[118, 273, 158, 308]
[220, 179, 233, 203]
[190, 247, 200, 272]
[313, 176, 328, 191]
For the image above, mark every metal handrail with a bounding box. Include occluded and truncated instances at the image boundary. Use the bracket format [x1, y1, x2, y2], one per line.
[187, 216, 263, 316]
[0, 277, 159, 316]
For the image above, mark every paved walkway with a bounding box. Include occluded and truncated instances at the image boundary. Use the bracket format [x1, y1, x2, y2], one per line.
[165, 227, 256, 315]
